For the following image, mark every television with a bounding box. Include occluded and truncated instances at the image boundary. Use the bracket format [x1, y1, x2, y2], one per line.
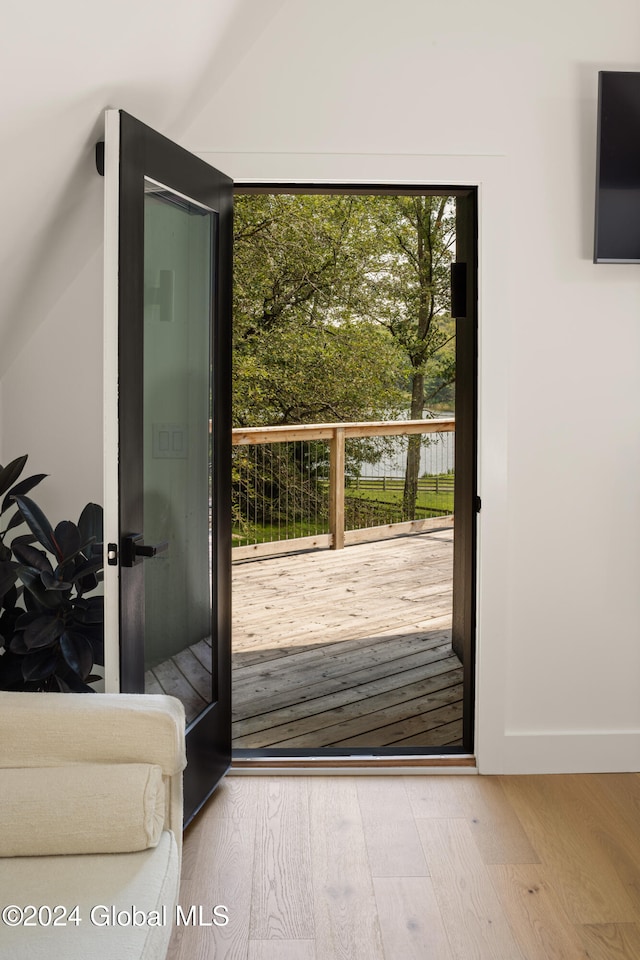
[594, 71, 640, 263]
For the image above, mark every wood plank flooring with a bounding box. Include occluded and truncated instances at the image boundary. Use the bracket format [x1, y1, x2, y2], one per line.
[232, 529, 460, 749]
[167, 772, 640, 960]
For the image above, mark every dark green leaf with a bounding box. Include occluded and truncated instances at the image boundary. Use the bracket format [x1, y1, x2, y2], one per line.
[1, 583, 18, 611]
[23, 615, 64, 650]
[0, 456, 28, 498]
[9, 633, 30, 654]
[53, 538, 96, 574]
[1, 473, 47, 515]
[11, 541, 52, 574]
[22, 648, 59, 681]
[77, 503, 103, 551]
[71, 556, 104, 584]
[4, 510, 28, 534]
[54, 671, 95, 693]
[0, 561, 19, 603]
[76, 572, 98, 595]
[0, 650, 28, 689]
[12, 496, 59, 557]
[40, 571, 72, 591]
[17, 565, 63, 610]
[72, 622, 104, 664]
[74, 596, 104, 623]
[60, 632, 93, 680]
[15, 610, 40, 630]
[54, 521, 81, 561]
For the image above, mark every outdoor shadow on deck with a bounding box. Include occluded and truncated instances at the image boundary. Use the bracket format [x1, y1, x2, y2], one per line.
[232, 623, 463, 749]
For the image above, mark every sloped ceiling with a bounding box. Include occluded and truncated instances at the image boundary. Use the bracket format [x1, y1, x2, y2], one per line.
[0, 0, 286, 375]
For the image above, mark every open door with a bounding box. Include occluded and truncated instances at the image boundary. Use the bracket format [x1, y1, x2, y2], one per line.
[102, 110, 232, 825]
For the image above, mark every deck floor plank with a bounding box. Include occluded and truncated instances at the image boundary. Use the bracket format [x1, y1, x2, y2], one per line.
[233, 530, 461, 749]
[147, 530, 461, 746]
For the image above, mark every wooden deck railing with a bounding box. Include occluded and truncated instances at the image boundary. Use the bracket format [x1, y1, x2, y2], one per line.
[232, 419, 455, 560]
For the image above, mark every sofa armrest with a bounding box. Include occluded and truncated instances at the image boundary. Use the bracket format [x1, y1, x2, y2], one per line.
[0, 692, 186, 843]
[0, 692, 186, 775]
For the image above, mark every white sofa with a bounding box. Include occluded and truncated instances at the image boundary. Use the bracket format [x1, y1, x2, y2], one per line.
[0, 691, 186, 960]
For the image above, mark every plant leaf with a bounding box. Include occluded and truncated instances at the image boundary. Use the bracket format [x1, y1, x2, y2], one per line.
[0, 582, 18, 612]
[0, 456, 28, 498]
[22, 648, 59, 682]
[1, 473, 47, 515]
[54, 521, 81, 561]
[73, 596, 104, 623]
[9, 633, 30, 654]
[0, 650, 28, 689]
[11, 541, 52, 574]
[70, 556, 104, 584]
[23, 615, 64, 650]
[0, 561, 19, 603]
[53, 538, 96, 574]
[60, 632, 93, 680]
[4, 510, 28, 534]
[17, 565, 63, 610]
[77, 503, 103, 552]
[54, 671, 95, 693]
[12, 496, 59, 557]
[40, 571, 72, 591]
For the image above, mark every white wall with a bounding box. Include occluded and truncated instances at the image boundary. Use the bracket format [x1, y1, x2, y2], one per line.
[2, 0, 639, 772]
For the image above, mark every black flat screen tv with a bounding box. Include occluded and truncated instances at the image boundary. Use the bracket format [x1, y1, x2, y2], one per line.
[594, 70, 640, 263]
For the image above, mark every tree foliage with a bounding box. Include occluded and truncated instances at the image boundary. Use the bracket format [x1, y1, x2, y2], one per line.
[232, 192, 456, 528]
[233, 194, 409, 427]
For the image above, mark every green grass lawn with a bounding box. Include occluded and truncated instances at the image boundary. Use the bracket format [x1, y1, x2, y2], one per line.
[233, 474, 454, 547]
[345, 479, 454, 515]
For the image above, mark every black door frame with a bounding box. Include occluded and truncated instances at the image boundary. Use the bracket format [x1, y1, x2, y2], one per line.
[115, 111, 233, 823]
[233, 183, 478, 756]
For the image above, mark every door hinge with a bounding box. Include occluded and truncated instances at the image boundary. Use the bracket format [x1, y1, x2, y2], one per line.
[450, 261, 467, 319]
[95, 141, 105, 176]
[107, 542, 118, 566]
[475, 496, 482, 513]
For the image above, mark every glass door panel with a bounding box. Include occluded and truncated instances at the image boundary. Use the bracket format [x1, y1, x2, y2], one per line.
[142, 179, 215, 724]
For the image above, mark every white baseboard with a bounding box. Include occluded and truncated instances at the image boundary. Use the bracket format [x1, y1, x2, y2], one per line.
[484, 731, 640, 774]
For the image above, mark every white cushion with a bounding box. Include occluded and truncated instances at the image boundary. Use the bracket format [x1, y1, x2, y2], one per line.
[0, 830, 179, 960]
[0, 764, 165, 857]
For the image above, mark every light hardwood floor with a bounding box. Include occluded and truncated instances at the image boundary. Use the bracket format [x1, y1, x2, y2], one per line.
[166, 772, 640, 960]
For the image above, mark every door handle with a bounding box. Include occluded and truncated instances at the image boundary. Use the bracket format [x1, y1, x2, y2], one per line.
[121, 533, 169, 567]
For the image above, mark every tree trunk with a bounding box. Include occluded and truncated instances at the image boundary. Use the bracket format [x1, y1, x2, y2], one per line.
[402, 371, 424, 518]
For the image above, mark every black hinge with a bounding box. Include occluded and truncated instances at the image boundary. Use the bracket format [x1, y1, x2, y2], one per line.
[475, 496, 482, 513]
[95, 141, 105, 176]
[450, 262, 467, 319]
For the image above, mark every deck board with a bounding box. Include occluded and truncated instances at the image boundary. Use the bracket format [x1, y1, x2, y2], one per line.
[147, 528, 462, 746]
[232, 528, 461, 749]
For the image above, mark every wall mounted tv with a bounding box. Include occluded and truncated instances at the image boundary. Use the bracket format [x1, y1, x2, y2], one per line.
[594, 71, 640, 263]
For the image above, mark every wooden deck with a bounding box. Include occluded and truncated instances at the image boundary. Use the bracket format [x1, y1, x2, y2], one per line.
[232, 527, 462, 750]
[146, 527, 462, 749]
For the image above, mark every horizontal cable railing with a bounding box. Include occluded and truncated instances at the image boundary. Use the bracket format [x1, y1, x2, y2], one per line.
[232, 419, 455, 560]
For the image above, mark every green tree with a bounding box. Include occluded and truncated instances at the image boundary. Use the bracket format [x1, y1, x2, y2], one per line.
[360, 196, 456, 515]
[232, 192, 456, 534]
[233, 193, 408, 426]
[232, 194, 409, 538]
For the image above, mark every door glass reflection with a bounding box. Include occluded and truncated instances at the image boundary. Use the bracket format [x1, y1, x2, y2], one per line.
[141, 178, 215, 724]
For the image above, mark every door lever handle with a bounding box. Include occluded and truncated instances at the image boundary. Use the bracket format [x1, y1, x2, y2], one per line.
[135, 540, 169, 558]
[121, 533, 169, 567]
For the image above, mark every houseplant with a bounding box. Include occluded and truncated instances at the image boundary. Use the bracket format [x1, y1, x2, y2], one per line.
[0, 455, 104, 692]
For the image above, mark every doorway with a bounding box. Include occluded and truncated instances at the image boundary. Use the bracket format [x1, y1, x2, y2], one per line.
[230, 186, 477, 759]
